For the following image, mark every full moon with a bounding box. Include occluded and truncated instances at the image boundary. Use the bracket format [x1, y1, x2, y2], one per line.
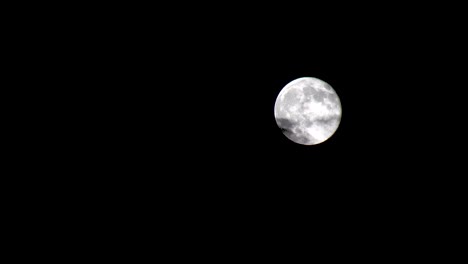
[274, 77, 342, 145]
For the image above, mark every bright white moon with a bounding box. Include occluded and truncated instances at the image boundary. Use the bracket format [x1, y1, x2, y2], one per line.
[274, 77, 342, 145]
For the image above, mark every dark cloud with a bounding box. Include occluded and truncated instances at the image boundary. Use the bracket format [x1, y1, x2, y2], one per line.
[314, 116, 340, 126]
[290, 133, 310, 144]
[276, 117, 295, 134]
[276, 117, 314, 144]
[276, 118, 308, 143]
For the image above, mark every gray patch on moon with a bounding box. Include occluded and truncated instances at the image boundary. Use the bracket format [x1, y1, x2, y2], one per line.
[312, 89, 328, 102]
[303, 86, 317, 97]
[291, 126, 310, 144]
[304, 119, 314, 127]
[299, 100, 308, 112]
[282, 88, 299, 107]
[327, 93, 339, 104]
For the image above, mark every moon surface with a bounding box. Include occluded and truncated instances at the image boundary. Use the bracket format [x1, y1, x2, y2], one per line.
[274, 77, 342, 145]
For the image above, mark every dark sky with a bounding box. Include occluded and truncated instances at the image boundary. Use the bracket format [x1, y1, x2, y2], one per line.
[59, 4, 465, 250]
[86, 5, 464, 201]
[7, 3, 466, 259]
[104, 22, 452, 207]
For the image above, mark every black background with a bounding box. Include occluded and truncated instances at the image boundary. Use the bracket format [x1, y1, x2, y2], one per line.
[16, 3, 466, 255]
[94, 9, 460, 184]
[80, 5, 463, 241]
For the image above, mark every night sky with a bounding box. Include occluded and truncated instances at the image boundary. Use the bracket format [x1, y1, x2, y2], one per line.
[52, 4, 465, 253]
[94, 6, 463, 210]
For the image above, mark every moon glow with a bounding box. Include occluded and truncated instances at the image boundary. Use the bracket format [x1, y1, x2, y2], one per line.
[274, 77, 342, 145]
